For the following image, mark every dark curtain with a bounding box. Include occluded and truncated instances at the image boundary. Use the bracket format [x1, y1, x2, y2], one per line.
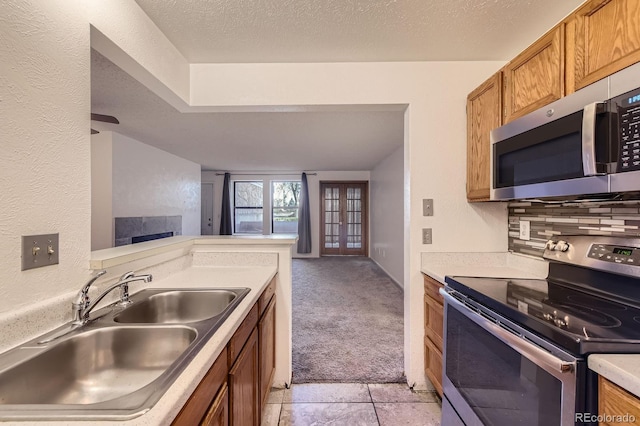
[297, 172, 312, 253]
[220, 172, 232, 235]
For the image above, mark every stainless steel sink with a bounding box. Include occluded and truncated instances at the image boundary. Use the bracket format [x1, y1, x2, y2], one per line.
[114, 289, 242, 324]
[0, 326, 196, 405]
[0, 287, 250, 420]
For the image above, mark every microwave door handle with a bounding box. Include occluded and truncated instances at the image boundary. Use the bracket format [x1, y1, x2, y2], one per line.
[582, 101, 605, 176]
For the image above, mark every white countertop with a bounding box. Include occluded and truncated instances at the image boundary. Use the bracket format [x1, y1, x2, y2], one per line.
[1, 265, 277, 425]
[589, 354, 640, 399]
[421, 252, 548, 284]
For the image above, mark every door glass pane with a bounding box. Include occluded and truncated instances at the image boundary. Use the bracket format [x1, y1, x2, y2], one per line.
[446, 307, 562, 425]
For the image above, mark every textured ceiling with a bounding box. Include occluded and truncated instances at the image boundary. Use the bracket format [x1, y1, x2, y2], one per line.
[91, 51, 404, 171]
[134, 0, 584, 63]
[93, 0, 585, 172]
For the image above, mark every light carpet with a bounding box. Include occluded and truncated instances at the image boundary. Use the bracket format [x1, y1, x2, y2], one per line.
[292, 257, 405, 384]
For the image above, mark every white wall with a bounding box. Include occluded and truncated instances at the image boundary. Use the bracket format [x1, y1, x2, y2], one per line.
[202, 170, 371, 258]
[91, 131, 202, 250]
[370, 146, 404, 287]
[112, 132, 201, 236]
[0, 0, 91, 314]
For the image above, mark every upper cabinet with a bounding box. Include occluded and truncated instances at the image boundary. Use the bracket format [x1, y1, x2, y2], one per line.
[503, 25, 565, 123]
[466, 73, 502, 202]
[567, 0, 640, 93]
[466, 0, 640, 202]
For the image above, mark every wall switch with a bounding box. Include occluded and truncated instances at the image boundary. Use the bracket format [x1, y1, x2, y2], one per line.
[519, 221, 531, 241]
[21, 233, 59, 271]
[422, 228, 432, 244]
[423, 199, 434, 216]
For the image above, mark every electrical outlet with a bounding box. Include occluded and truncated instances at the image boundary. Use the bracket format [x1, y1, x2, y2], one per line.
[422, 228, 432, 244]
[21, 233, 59, 271]
[519, 221, 531, 241]
[423, 199, 434, 216]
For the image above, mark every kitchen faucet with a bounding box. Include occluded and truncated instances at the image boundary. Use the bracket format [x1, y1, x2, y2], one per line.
[71, 270, 153, 325]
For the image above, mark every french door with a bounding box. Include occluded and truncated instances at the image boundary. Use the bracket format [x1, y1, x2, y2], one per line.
[320, 181, 368, 256]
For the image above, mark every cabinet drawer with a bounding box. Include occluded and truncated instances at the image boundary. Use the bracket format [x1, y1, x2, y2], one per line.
[424, 337, 443, 397]
[259, 277, 276, 317]
[424, 294, 444, 352]
[228, 304, 258, 366]
[423, 275, 444, 304]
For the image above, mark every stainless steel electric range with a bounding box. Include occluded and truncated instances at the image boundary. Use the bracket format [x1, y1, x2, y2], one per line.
[441, 235, 640, 426]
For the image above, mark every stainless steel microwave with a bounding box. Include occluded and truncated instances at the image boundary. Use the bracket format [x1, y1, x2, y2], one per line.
[490, 62, 640, 201]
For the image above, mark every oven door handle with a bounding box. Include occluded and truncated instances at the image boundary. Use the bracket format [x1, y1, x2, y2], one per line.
[442, 290, 575, 375]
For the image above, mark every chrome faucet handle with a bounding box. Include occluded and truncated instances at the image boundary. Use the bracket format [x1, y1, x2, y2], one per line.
[116, 271, 152, 305]
[72, 270, 106, 324]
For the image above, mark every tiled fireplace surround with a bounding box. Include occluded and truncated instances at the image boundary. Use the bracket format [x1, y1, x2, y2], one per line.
[509, 201, 640, 257]
[114, 215, 182, 246]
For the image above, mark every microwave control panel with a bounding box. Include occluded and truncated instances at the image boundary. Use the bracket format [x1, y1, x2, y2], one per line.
[614, 87, 640, 172]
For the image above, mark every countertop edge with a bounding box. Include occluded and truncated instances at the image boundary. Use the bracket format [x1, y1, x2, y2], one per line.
[588, 354, 640, 399]
[90, 235, 297, 270]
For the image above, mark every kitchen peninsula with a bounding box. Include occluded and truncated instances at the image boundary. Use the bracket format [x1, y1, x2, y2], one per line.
[0, 235, 296, 425]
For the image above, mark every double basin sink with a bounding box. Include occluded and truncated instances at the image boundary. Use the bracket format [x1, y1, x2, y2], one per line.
[0, 287, 250, 420]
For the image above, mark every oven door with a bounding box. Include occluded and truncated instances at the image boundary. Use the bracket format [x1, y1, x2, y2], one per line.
[441, 289, 583, 426]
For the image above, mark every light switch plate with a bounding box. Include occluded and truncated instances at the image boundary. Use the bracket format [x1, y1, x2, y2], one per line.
[423, 199, 434, 216]
[422, 228, 432, 244]
[21, 233, 59, 271]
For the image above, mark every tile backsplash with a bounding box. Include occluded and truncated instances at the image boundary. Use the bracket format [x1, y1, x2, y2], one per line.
[509, 201, 640, 258]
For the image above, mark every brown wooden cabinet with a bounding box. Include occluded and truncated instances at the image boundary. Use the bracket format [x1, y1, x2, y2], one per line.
[423, 274, 444, 397]
[568, 0, 640, 93]
[598, 376, 640, 425]
[466, 72, 502, 202]
[229, 327, 260, 426]
[503, 24, 565, 123]
[466, 0, 640, 203]
[172, 276, 277, 426]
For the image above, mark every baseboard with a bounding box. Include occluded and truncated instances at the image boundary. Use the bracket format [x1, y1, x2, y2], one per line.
[371, 258, 403, 290]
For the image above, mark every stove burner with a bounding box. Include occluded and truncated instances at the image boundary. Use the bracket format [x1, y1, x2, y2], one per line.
[567, 294, 627, 311]
[544, 302, 622, 328]
[633, 316, 640, 325]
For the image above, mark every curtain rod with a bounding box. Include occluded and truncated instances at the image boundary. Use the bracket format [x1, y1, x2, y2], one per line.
[214, 172, 317, 176]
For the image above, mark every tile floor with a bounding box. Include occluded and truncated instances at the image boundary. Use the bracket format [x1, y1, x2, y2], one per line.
[261, 383, 442, 425]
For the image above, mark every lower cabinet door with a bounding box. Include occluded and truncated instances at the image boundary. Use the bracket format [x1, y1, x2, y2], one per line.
[229, 328, 260, 426]
[425, 337, 443, 397]
[259, 297, 276, 409]
[201, 384, 229, 426]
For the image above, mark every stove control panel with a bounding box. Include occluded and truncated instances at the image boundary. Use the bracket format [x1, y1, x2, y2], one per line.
[543, 236, 640, 278]
[588, 243, 640, 265]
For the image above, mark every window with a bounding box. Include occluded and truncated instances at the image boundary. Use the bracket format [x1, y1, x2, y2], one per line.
[272, 181, 301, 234]
[234, 181, 263, 234]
